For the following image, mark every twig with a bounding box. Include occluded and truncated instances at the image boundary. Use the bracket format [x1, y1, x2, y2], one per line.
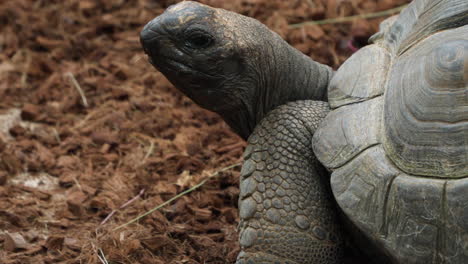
[141, 141, 155, 165]
[66, 72, 89, 108]
[131, 55, 143, 64]
[73, 176, 83, 192]
[100, 189, 146, 226]
[97, 248, 109, 264]
[120, 189, 146, 209]
[97, 253, 106, 264]
[21, 49, 31, 88]
[289, 4, 407, 28]
[100, 212, 116, 227]
[52, 128, 61, 144]
[92, 243, 108, 264]
[113, 162, 242, 231]
[73, 101, 115, 129]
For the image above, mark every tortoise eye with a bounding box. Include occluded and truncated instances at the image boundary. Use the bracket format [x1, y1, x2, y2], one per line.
[185, 32, 213, 49]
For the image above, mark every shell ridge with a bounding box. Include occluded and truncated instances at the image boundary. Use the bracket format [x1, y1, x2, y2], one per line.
[380, 173, 400, 238]
[435, 180, 448, 263]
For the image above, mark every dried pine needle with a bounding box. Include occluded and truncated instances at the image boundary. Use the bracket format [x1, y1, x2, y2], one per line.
[66, 72, 89, 108]
[114, 162, 242, 231]
[289, 4, 407, 28]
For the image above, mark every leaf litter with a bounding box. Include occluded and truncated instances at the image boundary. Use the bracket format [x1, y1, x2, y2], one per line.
[0, 0, 409, 263]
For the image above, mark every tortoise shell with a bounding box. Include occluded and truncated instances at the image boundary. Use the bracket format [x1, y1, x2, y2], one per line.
[312, 0, 468, 263]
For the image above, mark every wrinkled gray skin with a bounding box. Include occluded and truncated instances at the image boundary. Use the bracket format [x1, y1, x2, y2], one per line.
[141, 2, 351, 264]
[140, 1, 332, 140]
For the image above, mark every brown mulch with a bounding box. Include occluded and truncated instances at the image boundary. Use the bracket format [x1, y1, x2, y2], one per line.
[0, 0, 409, 263]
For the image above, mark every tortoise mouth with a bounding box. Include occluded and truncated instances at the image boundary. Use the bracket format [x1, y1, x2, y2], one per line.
[147, 53, 219, 80]
[152, 55, 195, 75]
[145, 52, 230, 112]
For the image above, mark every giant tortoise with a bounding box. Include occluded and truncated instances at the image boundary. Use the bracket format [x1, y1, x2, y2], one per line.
[140, 0, 468, 263]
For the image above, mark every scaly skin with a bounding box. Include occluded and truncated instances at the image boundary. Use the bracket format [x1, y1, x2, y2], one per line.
[140, 2, 344, 263]
[236, 101, 343, 264]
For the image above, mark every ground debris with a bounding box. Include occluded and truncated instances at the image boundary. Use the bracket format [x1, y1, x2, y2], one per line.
[0, 0, 408, 263]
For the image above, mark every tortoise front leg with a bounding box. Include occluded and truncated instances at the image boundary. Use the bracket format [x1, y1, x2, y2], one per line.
[236, 100, 344, 264]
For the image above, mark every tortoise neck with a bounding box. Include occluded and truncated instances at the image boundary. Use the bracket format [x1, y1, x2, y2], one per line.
[223, 40, 333, 140]
[257, 42, 332, 117]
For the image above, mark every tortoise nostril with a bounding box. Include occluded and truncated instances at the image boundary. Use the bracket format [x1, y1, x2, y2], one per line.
[140, 26, 160, 55]
[140, 17, 163, 41]
[140, 26, 157, 42]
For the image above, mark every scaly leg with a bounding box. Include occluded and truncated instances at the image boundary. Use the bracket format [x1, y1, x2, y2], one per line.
[236, 100, 344, 264]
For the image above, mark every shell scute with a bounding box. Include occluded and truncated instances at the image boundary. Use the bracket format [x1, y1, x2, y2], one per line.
[384, 0, 468, 54]
[328, 45, 391, 108]
[330, 146, 399, 236]
[313, 97, 383, 169]
[383, 26, 468, 178]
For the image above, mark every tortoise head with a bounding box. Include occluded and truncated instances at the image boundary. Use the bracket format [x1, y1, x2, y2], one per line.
[140, 1, 252, 113]
[140, 1, 332, 139]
